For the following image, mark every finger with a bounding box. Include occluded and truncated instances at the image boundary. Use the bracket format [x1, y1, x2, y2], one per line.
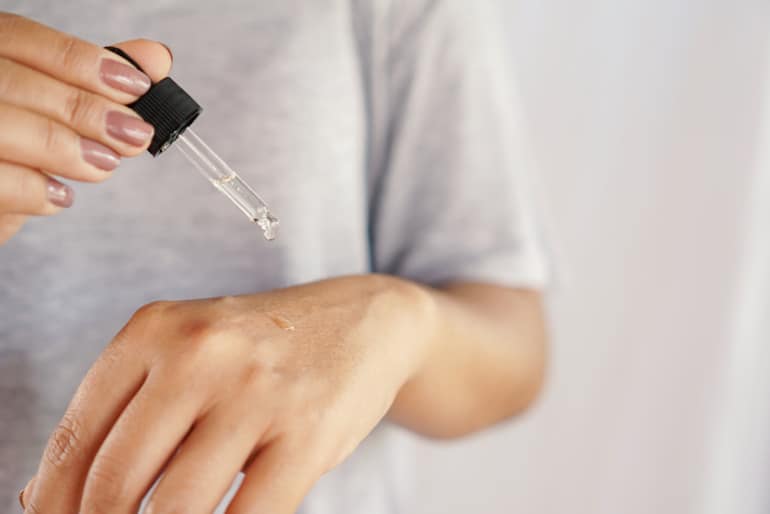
[0, 213, 27, 244]
[145, 402, 268, 514]
[25, 333, 148, 514]
[0, 57, 154, 156]
[0, 161, 73, 216]
[227, 439, 320, 514]
[0, 102, 120, 180]
[80, 368, 205, 514]
[110, 39, 173, 83]
[0, 13, 153, 103]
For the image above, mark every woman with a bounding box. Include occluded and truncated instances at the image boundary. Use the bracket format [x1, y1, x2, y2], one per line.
[0, 1, 548, 513]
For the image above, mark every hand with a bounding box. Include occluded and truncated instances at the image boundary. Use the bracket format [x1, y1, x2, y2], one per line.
[22, 275, 434, 514]
[0, 13, 172, 244]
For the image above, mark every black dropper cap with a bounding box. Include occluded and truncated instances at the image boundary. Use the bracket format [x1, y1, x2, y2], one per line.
[106, 46, 201, 156]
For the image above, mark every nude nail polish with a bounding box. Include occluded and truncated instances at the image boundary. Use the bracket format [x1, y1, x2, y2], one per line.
[47, 178, 74, 208]
[100, 58, 151, 96]
[106, 111, 154, 146]
[81, 139, 120, 171]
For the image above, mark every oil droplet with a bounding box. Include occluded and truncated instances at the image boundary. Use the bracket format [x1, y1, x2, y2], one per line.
[267, 313, 295, 331]
[253, 206, 280, 241]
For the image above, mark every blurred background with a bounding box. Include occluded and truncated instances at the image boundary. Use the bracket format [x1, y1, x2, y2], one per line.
[406, 1, 770, 513]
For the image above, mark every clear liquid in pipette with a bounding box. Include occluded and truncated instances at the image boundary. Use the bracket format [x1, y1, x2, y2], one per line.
[210, 173, 280, 240]
[175, 129, 279, 241]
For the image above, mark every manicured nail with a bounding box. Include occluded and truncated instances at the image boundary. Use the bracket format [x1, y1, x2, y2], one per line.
[47, 178, 74, 208]
[106, 111, 154, 146]
[18, 487, 25, 509]
[81, 139, 120, 171]
[99, 58, 151, 96]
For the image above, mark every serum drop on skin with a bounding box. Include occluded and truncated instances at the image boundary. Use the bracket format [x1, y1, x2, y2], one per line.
[106, 47, 279, 241]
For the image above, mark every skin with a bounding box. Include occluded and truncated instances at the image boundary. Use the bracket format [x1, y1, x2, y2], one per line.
[0, 13, 168, 243]
[1, 13, 548, 514]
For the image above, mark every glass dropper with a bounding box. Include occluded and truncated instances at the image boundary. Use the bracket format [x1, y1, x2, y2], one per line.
[103, 46, 279, 241]
[174, 128, 279, 241]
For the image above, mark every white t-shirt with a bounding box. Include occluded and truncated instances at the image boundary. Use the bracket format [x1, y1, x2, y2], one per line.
[0, 1, 548, 512]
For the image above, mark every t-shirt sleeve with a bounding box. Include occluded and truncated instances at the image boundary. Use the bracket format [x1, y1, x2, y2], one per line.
[365, 0, 550, 288]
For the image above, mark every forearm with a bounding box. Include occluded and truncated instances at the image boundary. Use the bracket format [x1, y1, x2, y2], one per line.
[385, 279, 548, 439]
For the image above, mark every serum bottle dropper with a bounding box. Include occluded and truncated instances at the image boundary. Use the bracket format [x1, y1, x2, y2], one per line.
[106, 47, 279, 241]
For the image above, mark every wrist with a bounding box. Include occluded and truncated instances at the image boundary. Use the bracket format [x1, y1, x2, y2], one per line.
[248, 273, 439, 390]
[359, 274, 439, 387]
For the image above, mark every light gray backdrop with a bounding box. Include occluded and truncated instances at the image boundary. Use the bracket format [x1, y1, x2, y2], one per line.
[406, 2, 770, 513]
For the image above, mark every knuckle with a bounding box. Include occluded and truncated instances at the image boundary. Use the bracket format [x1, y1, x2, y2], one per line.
[82, 493, 123, 514]
[179, 317, 218, 346]
[10, 168, 46, 213]
[63, 87, 97, 127]
[132, 300, 172, 324]
[40, 116, 62, 155]
[169, 317, 238, 380]
[120, 300, 173, 343]
[175, 323, 219, 368]
[56, 35, 88, 74]
[0, 58, 19, 99]
[44, 413, 86, 470]
[83, 455, 130, 513]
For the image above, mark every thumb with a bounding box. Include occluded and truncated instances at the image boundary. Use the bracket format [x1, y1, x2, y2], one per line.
[109, 38, 173, 83]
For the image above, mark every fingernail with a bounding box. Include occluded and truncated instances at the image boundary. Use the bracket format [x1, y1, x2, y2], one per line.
[159, 42, 174, 63]
[19, 476, 35, 510]
[106, 111, 154, 146]
[81, 139, 120, 171]
[99, 58, 152, 96]
[47, 178, 74, 208]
